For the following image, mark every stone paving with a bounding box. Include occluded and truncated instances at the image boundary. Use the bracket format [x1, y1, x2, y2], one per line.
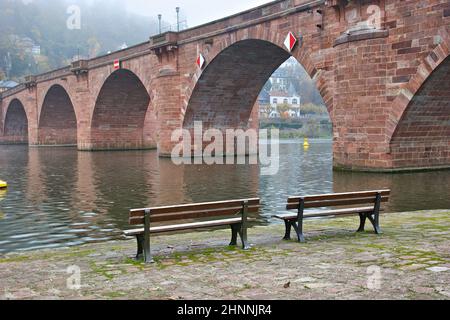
[0, 210, 449, 300]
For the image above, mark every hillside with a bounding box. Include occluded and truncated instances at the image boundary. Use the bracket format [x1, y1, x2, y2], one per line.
[0, 0, 162, 81]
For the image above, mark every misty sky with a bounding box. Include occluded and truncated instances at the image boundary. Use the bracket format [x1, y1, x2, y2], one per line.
[125, 0, 273, 29]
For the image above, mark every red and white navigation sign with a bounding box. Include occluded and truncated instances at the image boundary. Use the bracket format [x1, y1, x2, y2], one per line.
[284, 32, 297, 52]
[113, 59, 121, 70]
[196, 53, 205, 69]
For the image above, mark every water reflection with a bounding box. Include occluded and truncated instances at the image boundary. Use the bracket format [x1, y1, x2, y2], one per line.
[333, 170, 450, 213]
[0, 189, 6, 220]
[0, 141, 449, 253]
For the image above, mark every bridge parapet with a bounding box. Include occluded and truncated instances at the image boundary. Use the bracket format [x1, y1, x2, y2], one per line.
[32, 67, 72, 84]
[150, 32, 179, 56]
[70, 60, 89, 75]
[86, 41, 150, 69]
[0, 84, 27, 100]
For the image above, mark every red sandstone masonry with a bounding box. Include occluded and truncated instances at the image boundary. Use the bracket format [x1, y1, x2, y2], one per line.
[38, 85, 77, 146]
[0, 0, 449, 171]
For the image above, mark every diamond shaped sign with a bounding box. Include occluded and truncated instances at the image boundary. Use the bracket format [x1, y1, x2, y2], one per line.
[196, 54, 205, 69]
[284, 32, 297, 52]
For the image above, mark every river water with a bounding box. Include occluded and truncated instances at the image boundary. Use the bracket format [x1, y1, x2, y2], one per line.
[0, 140, 449, 253]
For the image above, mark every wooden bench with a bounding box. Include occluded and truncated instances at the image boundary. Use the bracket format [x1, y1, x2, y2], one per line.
[273, 190, 391, 243]
[124, 198, 260, 263]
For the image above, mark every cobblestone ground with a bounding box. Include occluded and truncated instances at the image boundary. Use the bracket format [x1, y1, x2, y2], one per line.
[0, 210, 449, 300]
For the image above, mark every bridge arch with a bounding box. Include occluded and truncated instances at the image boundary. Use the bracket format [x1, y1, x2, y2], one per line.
[390, 54, 450, 169]
[38, 84, 78, 146]
[3, 99, 29, 144]
[184, 39, 290, 131]
[182, 28, 326, 109]
[182, 36, 330, 155]
[89, 68, 151, 150]
[389, 29, 450, 170]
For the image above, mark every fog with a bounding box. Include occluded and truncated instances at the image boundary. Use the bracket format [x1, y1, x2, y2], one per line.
[0, 0, 274, 79]
[124, 0, 273, 29]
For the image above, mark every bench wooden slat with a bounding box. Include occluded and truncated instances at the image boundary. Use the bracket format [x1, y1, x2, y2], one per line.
[129, 204, 260, 225]
[124, 217, 252, 236]
[274, 206, 378, 220]
[130, 204, 260, 219]
[130, 198, 260, 217]
[287, 190, 390, 203]
[286, 196, 389, 210]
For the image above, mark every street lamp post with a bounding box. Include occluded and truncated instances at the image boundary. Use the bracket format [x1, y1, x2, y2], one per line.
[176, 7, 180, 32]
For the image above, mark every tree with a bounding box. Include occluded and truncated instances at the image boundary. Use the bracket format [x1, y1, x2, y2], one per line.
[301, 103, 328, 116]
[0, 0, 167, 81]
[277, 103, 291, 114]
[261, 104, 274, 116]
[304, 118, 320, 138]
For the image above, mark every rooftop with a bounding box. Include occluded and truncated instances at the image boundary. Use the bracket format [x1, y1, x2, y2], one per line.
[0, 80, 19, 89]
[270, 90, 299, 98]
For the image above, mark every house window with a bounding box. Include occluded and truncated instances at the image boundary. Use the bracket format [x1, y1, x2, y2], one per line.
[292, 99, 298, 105]
[283, 99, 288, 104]
[273, 98, 278, 104]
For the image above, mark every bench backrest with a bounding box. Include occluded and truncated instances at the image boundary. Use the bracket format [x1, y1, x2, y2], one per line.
[286, 190, 391, 211]
[129, 198, 260, 226]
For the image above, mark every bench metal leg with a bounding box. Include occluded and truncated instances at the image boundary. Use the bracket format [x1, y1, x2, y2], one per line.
[229, 223, 250, 250]
[368, 214, 383, 235]
[291, 221, 306, 243]
[238, 201, 250, 250]
[239, 226, 250, 250]
[370, 192, 383, 235]
[357, 213, 367, 232]
[374, 213, 382, 235]
[135, 234, 144, 260]
[229, 224, 240, 246]
[143, 210, 155, 264]
[143, 236, 154, 264]
[283, 220, 292, 240]
[293, 198, 306, 243]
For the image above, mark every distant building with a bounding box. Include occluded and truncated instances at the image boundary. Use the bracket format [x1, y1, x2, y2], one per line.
[32, 45, 41, 56]
[6, 35, 39, 56]
[270, 69, 290, 91]
[15, 36, 35, 54]
[269, 90, 301, 107]
[0, 80, 19, 93]
[267, 83, 302, 119]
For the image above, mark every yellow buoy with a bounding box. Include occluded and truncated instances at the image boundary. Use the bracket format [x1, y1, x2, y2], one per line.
[0, 180, 7, 189]
[303, 138, 310, 148]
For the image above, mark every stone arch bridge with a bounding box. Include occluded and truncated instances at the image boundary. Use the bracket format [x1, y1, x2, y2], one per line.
[1, 0, 449, 172]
